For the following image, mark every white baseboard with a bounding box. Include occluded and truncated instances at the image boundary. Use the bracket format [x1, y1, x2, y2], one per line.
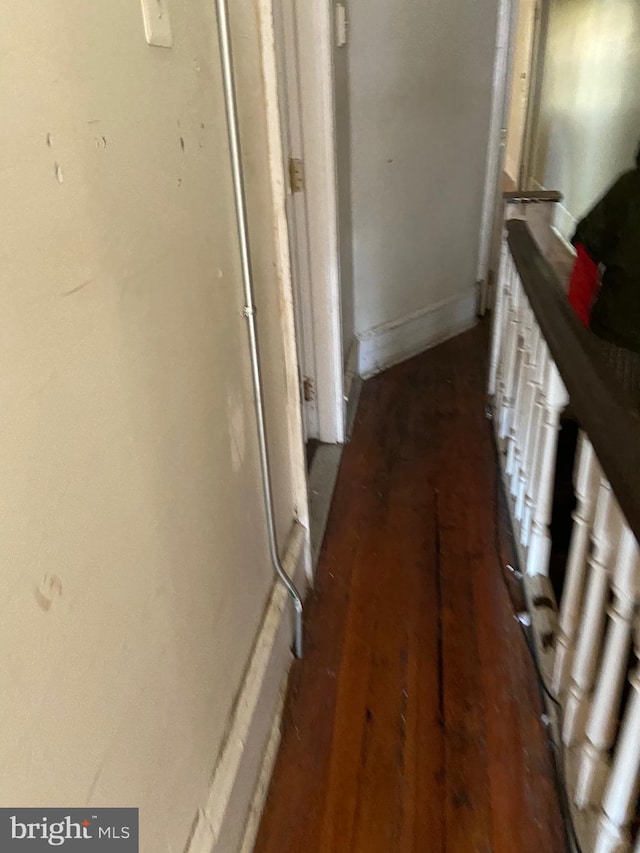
[238, 685, 286, 853]
[184, 522, 307, 853]
[529, 176, 577, 241]
[356, 290, 477, 379]
[553, 202, 578, 243]
[343, 339, 362, 440]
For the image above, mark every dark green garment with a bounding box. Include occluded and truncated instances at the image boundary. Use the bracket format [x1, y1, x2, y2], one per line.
[572, 166, 640, 353]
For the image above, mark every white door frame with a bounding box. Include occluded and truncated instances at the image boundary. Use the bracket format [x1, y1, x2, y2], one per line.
[274, 0, 320, 441]
[290, 0, 345, 445]
[265, 0, 345, 446]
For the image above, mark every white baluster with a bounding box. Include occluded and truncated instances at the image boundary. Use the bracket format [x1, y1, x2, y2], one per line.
[515, 319, 540, 524]
[575, 524, 640, 807]
[525, 359, 568, 576]
[491, 254, 509, 409]
[506, 320, 528, 497]
[503, 279, 525, 468]
[488, 240, 509, 397]
[510, 302, 535, 515]
[496, 255, 515, 400]
[563, 480, 617, 745]
[552, 435, 601, 697]
[594, 629, 640, 853]
[498, 265, 520, 445]
[521, 337, 547, 552]
[493, 252, 514, 421]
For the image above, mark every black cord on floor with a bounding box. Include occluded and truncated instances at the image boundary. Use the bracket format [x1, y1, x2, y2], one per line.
[491, 451, 583, 853]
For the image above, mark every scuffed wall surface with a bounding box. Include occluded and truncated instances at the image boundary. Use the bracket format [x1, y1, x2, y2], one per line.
[531, 0, 640, 235]
[0, 1, 300, 850]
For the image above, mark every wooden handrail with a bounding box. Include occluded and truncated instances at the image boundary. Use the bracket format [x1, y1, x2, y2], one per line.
[506, 219, 640, 541]
[503, 190, 563, 204]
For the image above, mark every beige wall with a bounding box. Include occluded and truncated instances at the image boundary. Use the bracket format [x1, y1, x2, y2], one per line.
[530, 0, 640, 237]
[0, 2, 303, 851]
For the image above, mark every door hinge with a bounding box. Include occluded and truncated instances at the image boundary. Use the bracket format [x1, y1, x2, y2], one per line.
[289, 157, 305, 194]
[303, 376, 315, 402]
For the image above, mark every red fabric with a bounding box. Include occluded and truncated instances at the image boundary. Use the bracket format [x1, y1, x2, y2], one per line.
[568, 243, 599, 327]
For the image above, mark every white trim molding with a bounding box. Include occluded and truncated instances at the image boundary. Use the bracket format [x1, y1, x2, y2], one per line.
[184, 521, 307, 853]
[257, 0, 311, 535]
[295, 0, 345, 444]
[356, 290, 477, 379]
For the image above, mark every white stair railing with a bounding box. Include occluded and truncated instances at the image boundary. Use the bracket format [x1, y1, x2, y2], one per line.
[489, 216, 640, 853]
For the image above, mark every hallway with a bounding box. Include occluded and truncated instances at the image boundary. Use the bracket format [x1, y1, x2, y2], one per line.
[255, 324, 566, 853]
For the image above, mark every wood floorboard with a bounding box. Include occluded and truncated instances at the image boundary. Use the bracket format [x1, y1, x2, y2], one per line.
[254, 323, 566, 853]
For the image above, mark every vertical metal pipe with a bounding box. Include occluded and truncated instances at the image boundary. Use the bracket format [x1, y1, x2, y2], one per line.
[215, 0, 304, 658]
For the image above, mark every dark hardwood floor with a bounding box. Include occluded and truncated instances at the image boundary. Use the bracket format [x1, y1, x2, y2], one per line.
[254, 323, 567, 853]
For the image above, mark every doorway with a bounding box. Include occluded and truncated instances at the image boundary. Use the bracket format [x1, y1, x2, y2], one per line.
[477, 0, 546, 313]
[504, 0, 540, 189]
